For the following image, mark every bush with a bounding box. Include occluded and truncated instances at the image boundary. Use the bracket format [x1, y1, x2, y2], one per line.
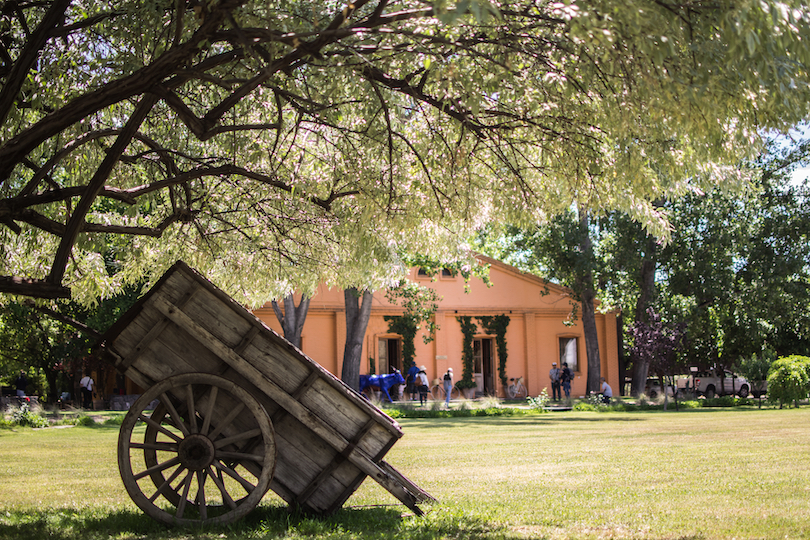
[573, 402, 597, 412]
[386, 405, 533, 419]
[11, 403, 49, 428]
[526, 389, 550, 411]
[767, 355, 810, 408]
[75, 415, 97, 426]
[701, 396, 738, 408]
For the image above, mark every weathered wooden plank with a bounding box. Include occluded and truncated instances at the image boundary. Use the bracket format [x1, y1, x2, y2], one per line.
[295, 418, 377, 507]
[305, 461, 364, 512]
[124, 297, 224, 378]
[233, 326, 260, 356]
[298, 378, 393, 456]
[266, 414, 366, 506]
[110, 274, 199, 367]
[326, 428, 402, 513]
[146, 293, 422, 512]
[378, 461, 436, 504]
[262, 415, 348, 501]
[117, 317, 173, 371]
[290, 369, 320, 400]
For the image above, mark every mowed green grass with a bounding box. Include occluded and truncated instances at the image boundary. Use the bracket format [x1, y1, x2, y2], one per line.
[1, 407, 809, 539]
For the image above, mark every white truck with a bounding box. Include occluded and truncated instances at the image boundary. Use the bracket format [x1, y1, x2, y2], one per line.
[677, 369, 751, 399]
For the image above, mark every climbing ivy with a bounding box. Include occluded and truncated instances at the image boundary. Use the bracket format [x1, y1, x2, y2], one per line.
[384, 279, 441, 372]
[478, 315, 510, 388]
[457, 316, 477, 389]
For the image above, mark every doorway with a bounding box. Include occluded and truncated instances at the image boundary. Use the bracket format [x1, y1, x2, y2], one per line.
[377, 337, 401, 373]
[473, 338, 495, 395]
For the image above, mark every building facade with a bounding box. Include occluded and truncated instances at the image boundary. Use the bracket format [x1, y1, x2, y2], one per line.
[252, 255, 621, 398]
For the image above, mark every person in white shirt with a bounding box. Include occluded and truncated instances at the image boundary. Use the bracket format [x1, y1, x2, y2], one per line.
[599, 377, 613, 404]
[79, 372, 94, 409]
[416, 367, 429, 405]
[549, 362, 561, 401]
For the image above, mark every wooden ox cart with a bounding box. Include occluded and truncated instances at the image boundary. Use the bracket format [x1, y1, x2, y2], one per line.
[97, 261, 434, 526]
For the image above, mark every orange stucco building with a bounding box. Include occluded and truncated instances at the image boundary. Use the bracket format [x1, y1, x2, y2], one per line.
[252, 255, 621, 399]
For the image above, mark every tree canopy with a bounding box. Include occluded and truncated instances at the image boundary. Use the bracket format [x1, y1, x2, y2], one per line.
[1, 0, 809, 306]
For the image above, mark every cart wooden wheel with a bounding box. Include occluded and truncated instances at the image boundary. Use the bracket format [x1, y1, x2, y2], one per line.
[118, 373, 276, 526]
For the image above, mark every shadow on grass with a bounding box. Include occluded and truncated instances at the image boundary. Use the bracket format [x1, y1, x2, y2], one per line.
[400, 415, 646, 430]
[0, 503, 515, 540]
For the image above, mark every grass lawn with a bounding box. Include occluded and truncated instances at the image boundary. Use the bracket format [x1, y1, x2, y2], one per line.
[1, 407, 809, 539]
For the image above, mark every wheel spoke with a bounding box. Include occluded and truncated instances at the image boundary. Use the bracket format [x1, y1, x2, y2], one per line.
[175, 470, 193, 519]
[216, 451, 265, 464]
[133, 456, 181, 481]
[149, 465, 185, 502]
[213, 428, 262, 449]
[207, 402, 246, 440]
[200, 386, 218, 436]
[131, 441, 179, 452]
[160, 392, 190, 436]
[213, 460, 256, 493]
[186, 384, 199, 434]
[207, 466, 238, 509]
[196, 470, 207, 520]
[138, 413, 182, 442]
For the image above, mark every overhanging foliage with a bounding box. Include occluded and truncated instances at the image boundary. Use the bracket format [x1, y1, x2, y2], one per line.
[1, 0, 809, 305]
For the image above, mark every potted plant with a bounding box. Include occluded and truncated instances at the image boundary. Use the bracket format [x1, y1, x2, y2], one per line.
[455, 378, 477, 399]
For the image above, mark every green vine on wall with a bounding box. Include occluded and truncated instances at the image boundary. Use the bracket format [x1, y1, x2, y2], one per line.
[478, 315, 510, 388]
[457, 316, 477, 389]
[384, 279, 440, 372]
[384, 316, 418, 371]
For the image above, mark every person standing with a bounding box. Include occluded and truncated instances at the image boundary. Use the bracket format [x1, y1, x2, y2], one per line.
[442, 368, 453, 407]
[416, 367, 429, 406]
[406, 363, 420, 401]
[80, 371, 95, 409]
[549, 362, 561, 401]
[14, 370, 27, 397]
[561, 362, 573, 399]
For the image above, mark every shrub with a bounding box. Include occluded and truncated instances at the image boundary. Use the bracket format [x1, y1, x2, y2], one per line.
[573, 402, 597, 412]
[75, 415, 97, 426]
[701, 396, 737, 407]
[526, 389, 550, 411]
[11, 403, 49, 428]
[767, 355, 810, 408]
[103, 415, 124, 426]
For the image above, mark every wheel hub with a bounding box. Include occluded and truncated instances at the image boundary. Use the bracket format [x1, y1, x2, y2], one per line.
[178, 433, 216, 470]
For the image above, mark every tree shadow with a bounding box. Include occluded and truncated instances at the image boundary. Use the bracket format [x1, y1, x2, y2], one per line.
[0, 503, 516, 540]
[400, 415, 645, 430]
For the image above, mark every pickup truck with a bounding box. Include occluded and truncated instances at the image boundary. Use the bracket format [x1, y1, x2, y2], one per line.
[677, 370, 751, 399]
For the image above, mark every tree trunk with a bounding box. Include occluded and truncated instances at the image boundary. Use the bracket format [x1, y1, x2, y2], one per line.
[578, 209, 601, 394]
[44, 366, 59, 403]
[616, 311, 628, 396]
[630, 234, 658, 397]
[271, 293, 311, 349]
[630, 359, 651, 398]
[341, 287, 373, 392]
[581, 286, 602, 394]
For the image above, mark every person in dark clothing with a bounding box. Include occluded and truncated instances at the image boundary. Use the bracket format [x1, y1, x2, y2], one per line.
[14, 370, 27, 397]
[561, 363, 573, 399]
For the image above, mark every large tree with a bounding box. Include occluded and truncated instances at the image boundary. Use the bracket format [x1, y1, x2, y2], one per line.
[481, 208, 607, 392]
[0, 0, 809, 308]
[660, 154, 810, 367]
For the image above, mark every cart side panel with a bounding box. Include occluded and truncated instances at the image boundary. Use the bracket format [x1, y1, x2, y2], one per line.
[298, 377, 400, 457]
[265, 414, 365, 511]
